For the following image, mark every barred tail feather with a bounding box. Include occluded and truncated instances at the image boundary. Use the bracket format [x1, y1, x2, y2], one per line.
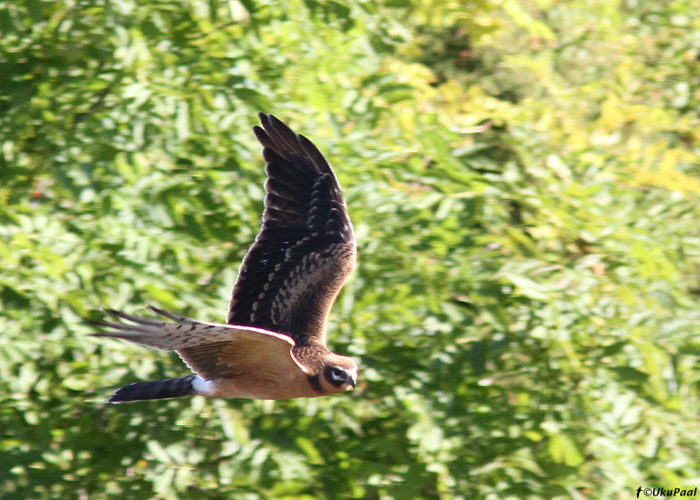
[109, 375, 197, 403]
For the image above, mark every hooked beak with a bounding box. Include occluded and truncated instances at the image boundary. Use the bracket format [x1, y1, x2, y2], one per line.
[348, 366, 358, 389]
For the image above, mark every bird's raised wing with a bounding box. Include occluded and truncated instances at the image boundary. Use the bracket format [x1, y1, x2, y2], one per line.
[89, 307, 306, 381]
[227, 113, 356, 347]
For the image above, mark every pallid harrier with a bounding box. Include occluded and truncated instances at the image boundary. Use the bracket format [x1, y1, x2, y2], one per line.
[90, 113, 358, 403]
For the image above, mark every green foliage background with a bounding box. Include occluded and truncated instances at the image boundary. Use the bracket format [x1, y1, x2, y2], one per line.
[2, 0, 699, 498]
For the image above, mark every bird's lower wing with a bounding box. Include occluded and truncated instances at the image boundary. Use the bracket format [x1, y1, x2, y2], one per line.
[88, 306, 243, 350]
[88, 306, 306, 381]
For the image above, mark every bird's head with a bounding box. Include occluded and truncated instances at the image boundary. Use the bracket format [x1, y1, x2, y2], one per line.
[321, 354, 358, 393]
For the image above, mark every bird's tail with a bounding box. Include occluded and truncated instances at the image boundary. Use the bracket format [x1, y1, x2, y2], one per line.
[109, 375, 197, 403]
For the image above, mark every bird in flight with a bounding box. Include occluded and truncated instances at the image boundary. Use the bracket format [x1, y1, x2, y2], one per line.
[90, 113, 358, 403]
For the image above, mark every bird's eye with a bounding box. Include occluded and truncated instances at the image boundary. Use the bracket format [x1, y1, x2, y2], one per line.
[331, 367, 345, 380]
[325, 365, 353, 388]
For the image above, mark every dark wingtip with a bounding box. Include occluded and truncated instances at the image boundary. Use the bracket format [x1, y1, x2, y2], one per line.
[102, 308, 137, 322]
[147, 305, 188, 322]
[88, 332, 109, 338]
[84, 318, 107, 328]
[253, 125, 272, 149]
[258, 113, 290, 136]
[266, 113, 283, 128]
[147, 305, 177, 317]
[258, 112, 273, 129]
